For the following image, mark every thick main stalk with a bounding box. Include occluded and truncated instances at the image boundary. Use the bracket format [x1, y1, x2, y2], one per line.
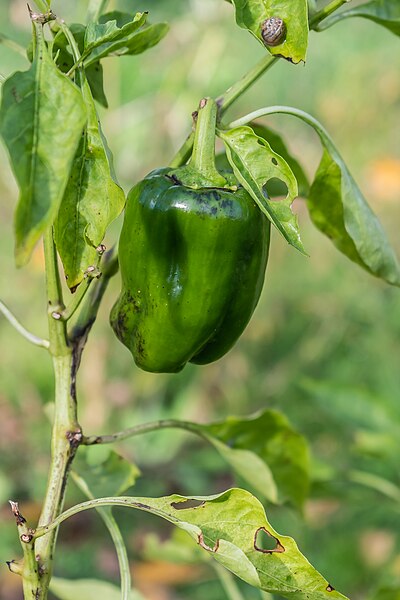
[29, 229, 81, 600]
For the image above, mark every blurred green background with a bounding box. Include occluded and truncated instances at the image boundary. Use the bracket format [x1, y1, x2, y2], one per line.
[1, 0, 400, 599]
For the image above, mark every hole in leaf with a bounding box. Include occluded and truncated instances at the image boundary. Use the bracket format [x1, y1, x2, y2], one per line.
[254, 527, 285, 554]
[263, 178, 288, 200]
[326, 585, 335, 592]
[271, 157, 278, 166]
[198, 532, 219, 553]
[171, 499, 205, 510]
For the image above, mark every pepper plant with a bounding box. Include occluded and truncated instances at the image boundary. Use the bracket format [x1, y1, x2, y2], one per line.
[0, 0, 399, 599]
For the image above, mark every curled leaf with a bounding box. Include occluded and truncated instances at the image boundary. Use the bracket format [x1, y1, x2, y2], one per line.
[219, 126, 305, 254]
[54, 79, 125, 290]
[47, 489, 348, 599]
[308, 147, 400, 286]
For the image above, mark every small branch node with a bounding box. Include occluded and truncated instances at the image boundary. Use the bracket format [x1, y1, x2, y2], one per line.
[66, 429, 83, 449]
[6, 559, 23, 576]
[9, 500, 26, 526]
[27, 3, 56, 23]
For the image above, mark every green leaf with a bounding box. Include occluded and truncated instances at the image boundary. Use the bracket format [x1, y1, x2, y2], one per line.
[73, 446, 140, 499]
[219, 126, 306, 254]
[226, 106, 400, 285]
[230, 0, 308, 63]
[55, 489, 348, 599]
[0, 23, 86, 266]
[54, 79, 125, 290]
[84, 22, 170, 66]
[50, 577, 145, 600]
[251, 124, 310, 197]
[196, 410, 310, 509]
[308, 147, 400, 286]
[52, 25, 108, 108]
[317, 0, 400, 36]
[84, 12, 147, 53]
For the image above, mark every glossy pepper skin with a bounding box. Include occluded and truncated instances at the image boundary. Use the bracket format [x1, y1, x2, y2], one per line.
[110, 168, 270, 373]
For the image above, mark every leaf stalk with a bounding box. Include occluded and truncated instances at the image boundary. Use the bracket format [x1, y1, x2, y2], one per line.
[0, 299, 49, 348]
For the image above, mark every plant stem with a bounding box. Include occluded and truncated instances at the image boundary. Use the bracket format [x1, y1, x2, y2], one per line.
[9, 502, 41, 598]
[224, 105, 339, 158]
[216, 55, 276, 116]
[71, 472, 132, 599]
[32, 229, 82, 600]
[0, 299, 50, 348]
[310, 0, 350, 28]
[82, 418, 200, 445]
[190, 98, 226, 185]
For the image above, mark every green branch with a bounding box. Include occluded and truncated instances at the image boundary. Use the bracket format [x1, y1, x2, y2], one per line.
[82, 418, 200, 446]
[71, 472, 132, 599]
[169, 0, 351, 168]
[310, 0, 351, 28]
[0, 299, 49, 349]
[9, 501, 40, 598]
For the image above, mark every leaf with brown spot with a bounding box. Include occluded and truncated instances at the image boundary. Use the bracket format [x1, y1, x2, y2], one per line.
[54, 488, 349, 599]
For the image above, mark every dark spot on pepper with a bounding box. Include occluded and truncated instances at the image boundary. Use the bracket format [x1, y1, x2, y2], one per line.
[221, 199, 233, 210]
[135, 332, 146, 359]
[166, 174, 182, 186]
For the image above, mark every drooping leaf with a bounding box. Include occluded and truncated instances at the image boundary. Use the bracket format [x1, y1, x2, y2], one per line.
[251, 123, 310, 197]
[56, 489, 348, 599]
[50, 577, 145, 600]
[230, 0, 308, 63]
[0, 23, 86, 266]
[84, 22, 170, 65]
[84, 12, 147, 53]
[308, 147, 400, 286]
[219, 126, 306, 254]
[54, 79, 125, 290]
[233, 106, 400, 285]
[196, 409, 310, 508]
[317, 0, 400, 36]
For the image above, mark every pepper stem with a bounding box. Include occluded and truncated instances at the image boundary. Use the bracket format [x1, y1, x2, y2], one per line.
[190, 98, 226, 186]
